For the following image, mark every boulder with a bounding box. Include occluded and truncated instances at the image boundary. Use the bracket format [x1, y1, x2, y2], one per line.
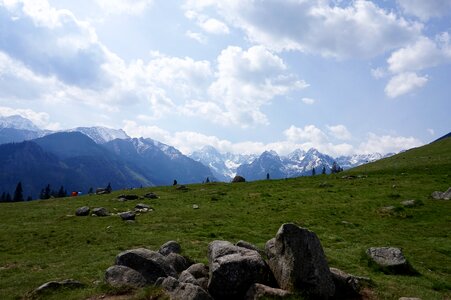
[180, 263, 209, 291]
[329, 267, 368, 298]
[144, 192, 158, 199]
[164, 252, 191, 273]
[265, 223, 335, 298]
[366, 247, 415, 274]
[176, 185, 188, 190]
[135, 203, 151, 210]
[246, 283, 291, 299]
[401, 200, 417, 207]
[92, 207, 109, 217]
[186, 263, 209, 279]
[207, 240, 270, 300]
[115, 248, 176, 284]
[159, 240, 182, 256]
[105, 265, 146, 288]
[75, 206, 90, 216]
[236, 240, 261, 253]
[33, 279, 84, 295]
[119, 211, 136, 221]
[160, 276, 213, 300]
[399, 298, 422, 300]
[118, 194, 139, 200]
[96, 188, 110, 195]
[193, 204, 200, 209]
[232, 175, 246, 183]
[431, 187, 451, 200]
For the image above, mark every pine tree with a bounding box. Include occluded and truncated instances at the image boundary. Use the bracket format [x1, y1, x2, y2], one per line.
[266, 173, 270, 180]
[26, 196, 32, 201]
[5, 193, 12, 202]
[205, 177, 210, 183]
[88, 187, 94, 194]
[40, 184, 51, 199]
[57, 186, 67, 198]
[0, 192, 5, 202]
[312, 168, 316, 176]
[13, 181, 24, 202]
[322, 166, 326, 175]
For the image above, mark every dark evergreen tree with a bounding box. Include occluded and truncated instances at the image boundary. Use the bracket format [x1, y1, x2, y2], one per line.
[5, 193, 12, 202]
[13, 181, 24, 202]
[266, 173, 270, 180]
[205, 177, 210, 183]
[312, 168, 316, 176]
[0, 192, 5, 202]
[173, 179, 177, 186]
[105, 182, 112, 193]
[26, 196, 32, 201]
[331, 162, 342, 174]
[57, 186, 67, 198]
[40, 184, 51, 199]
[88, 187, 94, 194]
[322, 166, 326, 175]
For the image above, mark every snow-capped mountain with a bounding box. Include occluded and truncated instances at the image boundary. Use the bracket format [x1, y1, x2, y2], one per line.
[189, 146, 257, 181]
[336, 153, 393, 169]
[0, 115, 42, 131]
[68, 126, 130, 144]
[283, 148, 336, 177]
[237, 150, 286, 181]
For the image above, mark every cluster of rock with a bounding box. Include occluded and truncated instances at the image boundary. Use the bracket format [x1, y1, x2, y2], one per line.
[105, 223, 379, 299]
[431, 187, 451, 200]
[75, 202, 153, 221]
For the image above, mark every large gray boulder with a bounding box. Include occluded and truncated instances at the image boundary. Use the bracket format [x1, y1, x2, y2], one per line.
[366, 247, 415, 274]
[246, 283, 291, 299]
[159, 240, 182, 256]
[329, 267, 370, 298]
[115, 248, 176, 284]
[431, 187, 451, 200]
[92, 207, 109, 217]
[32, 279, 84, 295]
[105, 265, 146, 288]
[207, 240, 270, 300]
[265, 223, 335, 298]
[75, 206, 90, 216]
[179, 263, 210, 291]
[160, 276, 213, 300]
[164, 252, 191, 273]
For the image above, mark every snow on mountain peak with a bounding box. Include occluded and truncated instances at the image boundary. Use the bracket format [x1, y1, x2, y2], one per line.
[0, 115, 41, 131]
[70, 126, 130, 144]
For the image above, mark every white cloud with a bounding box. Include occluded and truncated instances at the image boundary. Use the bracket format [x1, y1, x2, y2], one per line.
[185, 30, 207, 44]
[371, 67, 387, 79]
[427, 128, 435, 136]
[199, 18, 230, 35]
[358, 133, 423, 154]
[387, 35, 451, 73]
[284, 125, 327, 144]
[301, 97, 316, 105]
[94, 0, 153, 15]
[189, 0, 422, 58]
[385, 72, 428, 98]
[327, 124, 352, 140]
[206, 45, 308, 127]
[397, 0, 451, 20]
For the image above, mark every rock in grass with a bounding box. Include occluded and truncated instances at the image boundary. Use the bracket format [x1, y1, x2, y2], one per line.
[235, 240, 260, 252]
[401, 200, 417, 207]
[105, 265, 146, 288]
[115, 248, 176, 284]
[119, 211, 135, 221]
[232, 175, 246, 183]
[135, 203, 151, 210]
[431, 187, 451, 200]
[144, 192, 158, 199]
[118, 194, 139, 200]
[265, 223, 335, 298]
[92, 207, 109, 217]
[207, 240, 270, 300]
[366, 247, 416, 274]
[75, 206, 90, 216]
[164, 252, 191, 274]
[33, 279, 84, 295]
[159, 240, 181, 256]
[160, 276, 212, 300]
[246, 283, 291, 299]
[330, 267, 369, 298]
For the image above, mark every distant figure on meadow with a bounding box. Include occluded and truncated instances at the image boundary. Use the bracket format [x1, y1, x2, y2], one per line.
[173, 179, 177, 186]
[266, 173, 270, 180]
[206, 177, 210, 183]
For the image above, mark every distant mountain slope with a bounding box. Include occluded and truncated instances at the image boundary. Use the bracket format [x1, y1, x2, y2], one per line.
[0, 115, 48, 144]
[350, 136, 451, 174]
[67, 126, 130, 144]
[103, 138, 215, 186]
[0, 132, 154, 198]
[433, 132, 451, 143]
[237, 151, 286, 181]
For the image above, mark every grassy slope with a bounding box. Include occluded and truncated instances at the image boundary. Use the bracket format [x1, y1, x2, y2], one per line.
[0, 139, 450, 299]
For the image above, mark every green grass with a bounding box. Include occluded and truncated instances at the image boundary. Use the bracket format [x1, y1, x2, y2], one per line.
[1, 138, 450, 299]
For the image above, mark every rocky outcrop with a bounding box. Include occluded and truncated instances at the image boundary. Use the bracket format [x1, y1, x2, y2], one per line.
[330, 267, 371, 298]
[92, 207, 109, 217]
[245, 283, 291, 299]
[232, 175, 246, 183]
[75, 206, 90, 216]
[207, 240, 270, 300]
[119, 211, 136, 221]
[265, 223, 335, 298]
[115, 248, 176, 284]
[159, 276, 212, 300]
[32, 279, 84, 295]
[159, 241, 182, 256]
[431, 187, 451, 200]
[105, 265, 146, 287]
[366, 247, 416, 274]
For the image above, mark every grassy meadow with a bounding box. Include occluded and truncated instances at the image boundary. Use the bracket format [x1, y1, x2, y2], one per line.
[0, 138, 450, 299]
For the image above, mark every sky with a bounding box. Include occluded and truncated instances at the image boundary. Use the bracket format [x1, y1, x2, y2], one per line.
[0, 0, 450, 156]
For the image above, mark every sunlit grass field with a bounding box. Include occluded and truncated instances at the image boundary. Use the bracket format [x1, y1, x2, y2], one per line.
[0, 138, 450, 299]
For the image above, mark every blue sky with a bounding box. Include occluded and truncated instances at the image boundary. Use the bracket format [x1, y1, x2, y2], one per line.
[0, 0, 450, 156]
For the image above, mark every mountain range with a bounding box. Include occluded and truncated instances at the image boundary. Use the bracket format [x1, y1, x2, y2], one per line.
[0, 115, 392, 199]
